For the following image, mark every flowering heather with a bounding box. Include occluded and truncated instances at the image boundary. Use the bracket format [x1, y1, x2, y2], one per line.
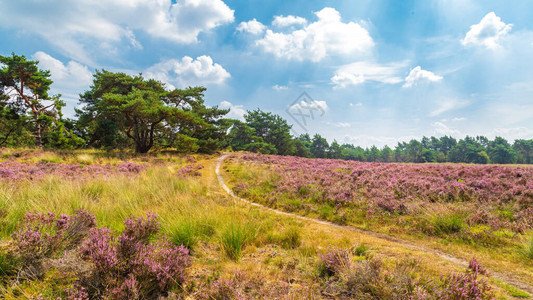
[319, 247, 352, 276]
[78, 213, 191, 298]
[231, 154, 533, 233]
[0, 160, 145, 181]
[437, 259, 494, 299]
[177, 163, 204, 177]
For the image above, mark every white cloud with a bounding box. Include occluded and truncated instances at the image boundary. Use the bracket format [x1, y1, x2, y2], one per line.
[331, 62, 405, 88]
[432, 122, 461, 136]
[273, 84, 289, 90]
[145, 56, 230, 88]
[343, 134, 418, 148]
[256, 7, 374, 62]
[451, 117, 466, 122]
[290, 100, 328, 112]
[32, 51, 93, 89]
[429, 99, 467, 117]
[462, 12, 512, 49]
[403, 66, 443, 88]
[329, 122, 351, 128]
[219, 100, 246, 120]
[237, 19, 266, 35]
[0, 0, 234, 64]
[272, 15, 307, 27]
[492, 127, 533, 141]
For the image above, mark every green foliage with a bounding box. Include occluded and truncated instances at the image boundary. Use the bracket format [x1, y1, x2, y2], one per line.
[76, 71, 228, 153]
[430, 213, 465, 235]
[0, 53, 67, 147]
[268, 225, 302, 249]
[311, 134, 329, 158]
[244, 109, 295, 155]
[220, 220, 256, 261]
[521, 237, 533, 260]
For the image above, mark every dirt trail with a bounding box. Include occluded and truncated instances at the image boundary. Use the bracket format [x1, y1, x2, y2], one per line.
[215, 154, 533, 296]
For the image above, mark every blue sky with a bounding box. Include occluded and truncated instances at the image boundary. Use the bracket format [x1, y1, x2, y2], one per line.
[1, 0, 532, 147]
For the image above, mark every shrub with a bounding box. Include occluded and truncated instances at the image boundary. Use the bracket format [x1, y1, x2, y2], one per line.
[319, 247, 351, 277]
[437, 258, 494, 300]
[76, 212, 191, 299]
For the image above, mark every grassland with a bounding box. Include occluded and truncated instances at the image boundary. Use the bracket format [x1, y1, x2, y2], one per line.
[0, 149, 529, 299]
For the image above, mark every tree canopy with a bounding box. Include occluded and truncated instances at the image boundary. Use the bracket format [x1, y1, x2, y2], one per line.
[76, 71, 228, 153]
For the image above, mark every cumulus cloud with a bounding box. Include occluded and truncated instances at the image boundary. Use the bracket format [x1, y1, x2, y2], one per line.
[403, 66, 443, 88]
[32, 51, 93, 89]
[432, 122, 461, 136]
[462, 12, 512, 49]
[0, 0, 234, 64]
[256, 7, 374, 62]
[219, 100, 246, 120]
[237, 19, 266, 35]
[331, 62, 405, 88]
[272, 15, 307, 27]
[145, 56, 230, 89]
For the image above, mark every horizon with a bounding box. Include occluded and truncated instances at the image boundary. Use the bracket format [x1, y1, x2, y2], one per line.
[1, 0, 532, 148]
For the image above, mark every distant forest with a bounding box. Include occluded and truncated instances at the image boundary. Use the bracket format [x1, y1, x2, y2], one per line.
[1, 53, 532, 164]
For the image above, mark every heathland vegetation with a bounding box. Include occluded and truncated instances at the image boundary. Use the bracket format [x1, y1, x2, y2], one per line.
[1, 52, 532, 299]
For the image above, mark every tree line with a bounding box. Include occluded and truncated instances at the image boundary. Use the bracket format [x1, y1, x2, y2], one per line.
[1, 53, 532, 164]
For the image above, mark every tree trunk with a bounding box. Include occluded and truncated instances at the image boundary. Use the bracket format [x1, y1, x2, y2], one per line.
[34, 121, 42, 147]
[135, 141, 150, 154]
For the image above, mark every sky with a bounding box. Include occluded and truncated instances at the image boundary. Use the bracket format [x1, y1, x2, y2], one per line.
[1, 0, 532, 148]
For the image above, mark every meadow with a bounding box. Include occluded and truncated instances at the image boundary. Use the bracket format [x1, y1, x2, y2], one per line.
[0, 149, 530, 299]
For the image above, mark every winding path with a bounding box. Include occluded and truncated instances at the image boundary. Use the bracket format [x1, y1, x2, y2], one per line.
[215, 154, 533, 296]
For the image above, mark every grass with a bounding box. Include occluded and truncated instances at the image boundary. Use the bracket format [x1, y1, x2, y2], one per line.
[0, 149, 528, 298]
[430, 212, 466, 235]
[522, 237, 533, 260]
[220, 219, 257, 261]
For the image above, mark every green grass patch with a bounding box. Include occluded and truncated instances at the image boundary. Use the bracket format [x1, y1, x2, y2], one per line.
[220, 220, 257, 261]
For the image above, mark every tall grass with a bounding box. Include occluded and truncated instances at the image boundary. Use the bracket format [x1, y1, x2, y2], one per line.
[0, 160, 210, 239]
[220, 220, 257, 261]
[522, 237, 533, 260]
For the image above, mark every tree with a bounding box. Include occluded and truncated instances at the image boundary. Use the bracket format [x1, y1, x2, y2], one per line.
[244, 109, 295, 155]
[448, 136, 489, 164]
[293, 137, 312, 158]
[380, 146, 393, 162]
[228, 120, 268, 151]
[310, 134, 329, 158]
[487, 136, 516, 164]
[78, 71, 228, 153]
[0, 53, 63, 147]
[0, 100, 29, 146]
[514, 139, 533, 164]
[328, 140, 342, 159]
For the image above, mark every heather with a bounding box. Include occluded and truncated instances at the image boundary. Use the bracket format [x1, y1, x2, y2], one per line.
[0, 151, 530, 298]
[227, 153, 533, 237]
[0, 160, 144, 181]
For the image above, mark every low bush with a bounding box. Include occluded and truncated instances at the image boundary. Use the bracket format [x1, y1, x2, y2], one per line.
[76, 212, 191, 299]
